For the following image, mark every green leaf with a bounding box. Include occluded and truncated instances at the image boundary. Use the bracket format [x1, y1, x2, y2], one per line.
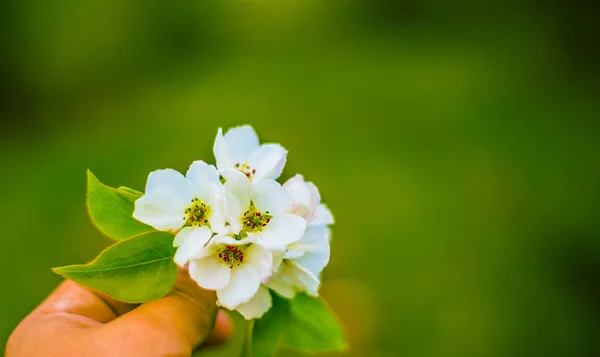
[87, 170, 154, 240]
[283, 294, 348, 353]
[117, 186, 144, 196]
[53, 231, 178, 303]
[243, 292, 291, 357]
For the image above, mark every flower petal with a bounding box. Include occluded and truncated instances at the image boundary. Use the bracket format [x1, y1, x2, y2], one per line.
[260, 214, 307, 250]
[295, 225, 330, 249]
[289, 260, 320, 296]
[283, 244, 306, 259]
[173, 226, 213, 266]
[133, 191, 186, 231]
[283, 174, 321, 220]
[217, 264, 260, 309]
[223, 169, 252, 210]
[282, 173, 304, 189]
[252, 179, 290, 215]
[235, 286, 272, 320]
[272, 251, 285, 273]
[291, 226, 331, 278]
[248, 143, 287, 181]
[145, 169, 193, 203]
[189, 256, 231, 290]
[186, 161, 221, 204]
[186, 162, 227, 235]
[213, 128, 234, 172]
[214, 126, 260, 171]
[223, 125, 260, 164]
[309, 203, 335, 227]
[265, 264, 297, 299]
[245, 243, 273, 282]
[224, 192, 243, 235]
[208, 199, 228, 235]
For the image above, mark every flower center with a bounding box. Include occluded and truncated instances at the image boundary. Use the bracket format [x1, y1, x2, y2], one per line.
[241, 204, 272, 232]
[233, 162, 256, 180]
[184, 198, 211, 227]
[218, 245, 245, 268]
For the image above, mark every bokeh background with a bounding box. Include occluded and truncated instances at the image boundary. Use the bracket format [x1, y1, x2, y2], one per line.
[1, 1, 599, 356]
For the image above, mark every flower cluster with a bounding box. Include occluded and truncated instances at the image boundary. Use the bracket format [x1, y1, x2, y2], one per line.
[132, 125, 334, 319]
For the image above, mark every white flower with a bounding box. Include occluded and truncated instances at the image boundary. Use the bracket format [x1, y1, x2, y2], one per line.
[266, 226, 331, 298]
[132, 161, 227, 236]
[175, 233, 273, 310]
[284, 174, 334, 227]
[264, 175, 334, 298]
[213, 125, 287, 182]
[223, 169, 307, 250]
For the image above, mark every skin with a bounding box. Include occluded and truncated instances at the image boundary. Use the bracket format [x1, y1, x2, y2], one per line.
[6, 270, 233, 357]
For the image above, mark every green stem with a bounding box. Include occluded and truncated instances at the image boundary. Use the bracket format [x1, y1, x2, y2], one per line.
[240, 319, 255, 357]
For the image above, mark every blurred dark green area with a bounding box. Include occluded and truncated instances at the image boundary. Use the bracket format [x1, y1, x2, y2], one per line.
[1, 1, 599, 356]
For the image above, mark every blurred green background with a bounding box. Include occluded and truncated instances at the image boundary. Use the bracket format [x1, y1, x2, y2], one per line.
[1, 1, 599, 356]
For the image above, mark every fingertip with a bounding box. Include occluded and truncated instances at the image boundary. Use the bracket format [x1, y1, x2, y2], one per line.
[202, 309, 234, 347]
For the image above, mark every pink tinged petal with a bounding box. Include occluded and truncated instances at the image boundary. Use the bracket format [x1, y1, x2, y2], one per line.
[260, 214, 307, 250]
[265, 264, 297, 299]
[245, 243, 274, 282]
[213, 128, 234, 172]
[133, 191, 187, 231]
[283, 174, 321, 219]
[145, 169, 193, 203]
[248, 143, 287, 181]
[309, 203, 335, 227]
[173, 227, 213, 266]
[223, 125, 260, 164]
[282, 174, 304, 190]
[217, 264, 261, 309]
[189, 256, 231, 290]
[289, 260, 321, 296]
[236, 286, 272, 320]
[252, 179, 290, 215]
[185, 161, 221, 204]
[304, 182, 321, 220]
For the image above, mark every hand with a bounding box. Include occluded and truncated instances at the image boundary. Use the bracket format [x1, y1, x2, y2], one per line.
[6, 270, 233, 357]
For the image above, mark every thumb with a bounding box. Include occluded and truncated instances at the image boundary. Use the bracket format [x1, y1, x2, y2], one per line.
[95, 270, 219, 356]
